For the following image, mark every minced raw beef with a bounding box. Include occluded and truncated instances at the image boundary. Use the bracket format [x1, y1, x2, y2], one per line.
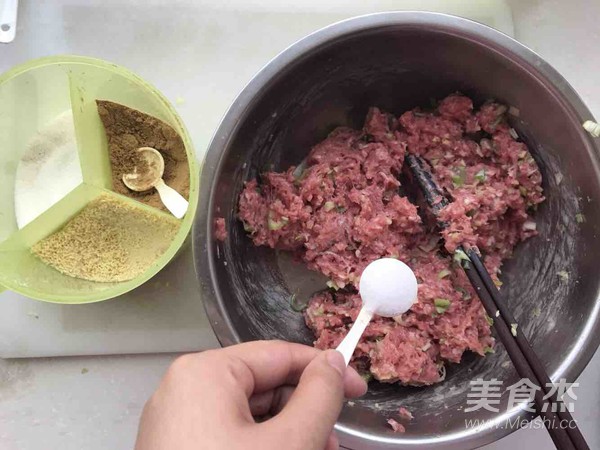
[397, 407, 413, 420]
[214, 217, 227, 242]
[238, 94, 544, 386]
[387, 418, 406, 433]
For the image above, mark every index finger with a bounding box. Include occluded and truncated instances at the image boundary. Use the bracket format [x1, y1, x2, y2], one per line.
[221, 340, 320, 397]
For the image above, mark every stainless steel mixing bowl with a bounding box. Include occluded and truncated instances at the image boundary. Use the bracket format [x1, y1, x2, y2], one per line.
[194, 12, 600, 449]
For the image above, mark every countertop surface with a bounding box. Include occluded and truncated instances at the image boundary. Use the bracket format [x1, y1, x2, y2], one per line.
[1, 1, 600, 449]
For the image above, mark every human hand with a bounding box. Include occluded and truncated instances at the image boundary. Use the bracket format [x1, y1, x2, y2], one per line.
[135, 340, 367, 450]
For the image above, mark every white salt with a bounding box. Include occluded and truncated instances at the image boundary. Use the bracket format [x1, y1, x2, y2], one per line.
[14, 110, 83, 229]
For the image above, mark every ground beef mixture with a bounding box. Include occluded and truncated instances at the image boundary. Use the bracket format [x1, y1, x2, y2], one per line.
[387, 419, 406, 433]
[238, 94, 544, 386]
[214, 217, 227, 241]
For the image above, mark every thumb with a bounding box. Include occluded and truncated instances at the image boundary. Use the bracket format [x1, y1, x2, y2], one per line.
[272, 350, 346, 450]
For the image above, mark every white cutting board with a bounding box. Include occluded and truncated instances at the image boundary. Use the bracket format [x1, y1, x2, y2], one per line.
[0, 0, 513, 358]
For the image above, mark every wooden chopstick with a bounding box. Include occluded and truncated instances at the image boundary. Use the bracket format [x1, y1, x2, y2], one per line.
[461, 249, 580, 450]
[466, 249, 589, 450]
[404, 154, 589, 450]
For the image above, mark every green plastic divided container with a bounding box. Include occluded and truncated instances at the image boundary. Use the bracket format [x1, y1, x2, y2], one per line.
[0, 56, 199, 304]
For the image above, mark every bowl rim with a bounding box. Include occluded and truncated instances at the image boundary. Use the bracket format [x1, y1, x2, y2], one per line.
[0, 55, 199, 304]
[193, 11, 600, 449]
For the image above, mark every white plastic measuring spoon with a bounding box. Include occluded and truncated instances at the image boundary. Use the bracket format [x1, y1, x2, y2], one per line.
[0, 0, 18, 44]
[122, 147, 189, 219]
[336, 258, 418, 365]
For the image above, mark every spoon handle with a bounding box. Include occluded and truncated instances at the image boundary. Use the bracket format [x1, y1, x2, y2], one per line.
[0, 0, 18, 43]
[154, 179, 189, 219]
[336, 307, 373, 366]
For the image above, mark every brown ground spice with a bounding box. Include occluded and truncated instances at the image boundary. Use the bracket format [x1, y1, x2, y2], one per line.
[32, 194, 180, 282]
[96, 100, 190, 212]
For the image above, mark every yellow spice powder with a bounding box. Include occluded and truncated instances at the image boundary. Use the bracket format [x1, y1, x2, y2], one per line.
[32, 194, 180, 282]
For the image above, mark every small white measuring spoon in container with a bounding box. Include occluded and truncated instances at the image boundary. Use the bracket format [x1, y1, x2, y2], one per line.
[122, 147, 189, 219]
[336, 258, 418, 365]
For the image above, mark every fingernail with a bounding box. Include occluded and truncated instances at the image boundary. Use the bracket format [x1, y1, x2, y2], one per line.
[326, 350, 346, 377]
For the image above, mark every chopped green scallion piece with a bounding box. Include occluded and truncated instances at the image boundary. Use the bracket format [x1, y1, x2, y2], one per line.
[483, 346, 495, 354]
[451, 166, 466, 188]
[289, 293, 308, 312]
[511, 323, 518, 337]
[268, 211, 289, 230]
[475, 169, 486, 182]
[326, 280, 339, 291]
[323, 201, 336, 212]
[437, 269, 451, 279]
[576, 213, 585, 224]
[453, 249, 470, 268]
[485, 315, 494, 326]
[292, 159, 308, 180]
[312, 306, 324, 317]
[557, 271, 570, 282]
[434, 298, 451, 314]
